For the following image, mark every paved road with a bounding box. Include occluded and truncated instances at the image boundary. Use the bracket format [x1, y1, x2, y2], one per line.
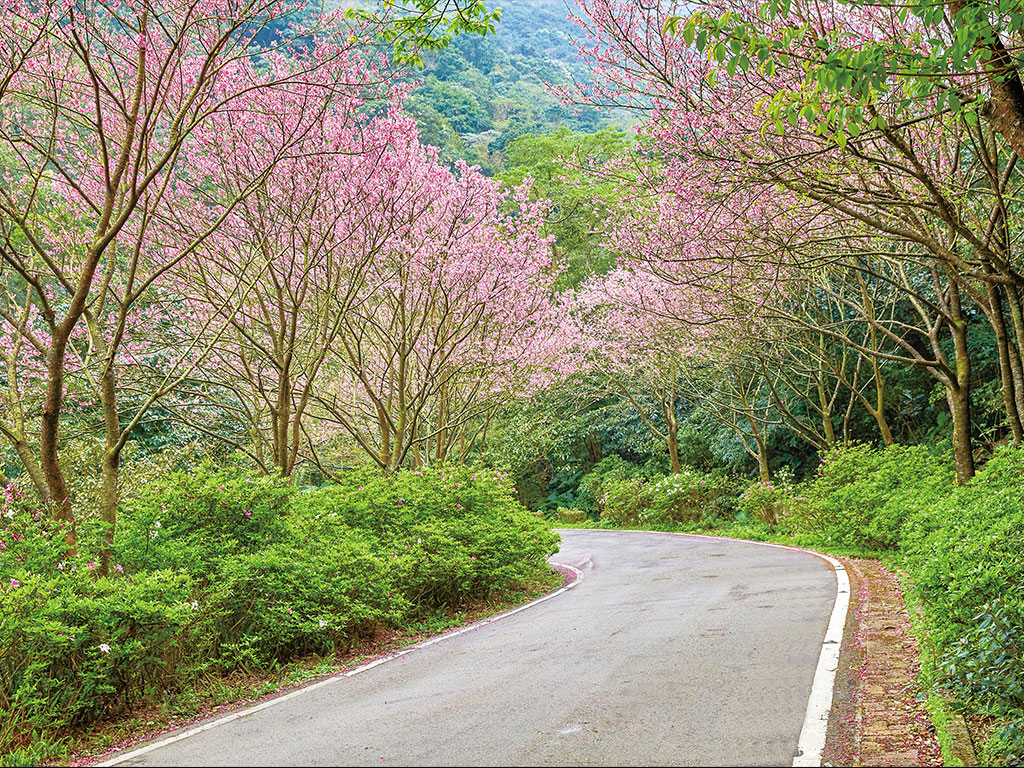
[111, 530, 837, 767]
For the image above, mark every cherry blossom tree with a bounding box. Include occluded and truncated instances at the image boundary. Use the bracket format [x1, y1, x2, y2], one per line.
[564, 0, 1024, 483]
[0, 0, 389, 556]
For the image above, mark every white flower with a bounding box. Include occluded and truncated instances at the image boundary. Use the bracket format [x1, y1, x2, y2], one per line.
[98, 643, 111, 654]
[319, 620, 327, 628]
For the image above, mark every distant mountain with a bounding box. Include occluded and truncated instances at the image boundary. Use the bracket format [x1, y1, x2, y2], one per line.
[406, 0, 632, 173]
[257, 1, 629, 172]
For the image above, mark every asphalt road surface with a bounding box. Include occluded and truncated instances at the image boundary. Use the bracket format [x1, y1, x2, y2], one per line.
[110, 529, 837, 767]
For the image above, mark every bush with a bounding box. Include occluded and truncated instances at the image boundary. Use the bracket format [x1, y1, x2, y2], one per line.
[903, 445, 1024, 652]
[201, 534, 400, 671]
[116, 464, 295, 577]
[292, 464, 559, 611]
[647, 470, 734, 525]
[0, 569, 194, 747]
[596, 476, 653, 525]
[981, 715, 1024, 767]
[793, 443, 952, 549]
[0, 461, 561, 757]
[576, 455, 655, 514]
[736, 480, 786, 526]
[940, 594, 1024, 715]
[556, 507, 586, 524]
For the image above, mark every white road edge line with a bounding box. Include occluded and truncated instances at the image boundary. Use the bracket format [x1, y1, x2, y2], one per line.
[96, 563, 584, 767]
[648, 530, 850, 768]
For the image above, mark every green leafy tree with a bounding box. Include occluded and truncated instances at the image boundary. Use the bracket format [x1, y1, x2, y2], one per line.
[497, 127, 635, 288]
[677, 0, 1024, 153]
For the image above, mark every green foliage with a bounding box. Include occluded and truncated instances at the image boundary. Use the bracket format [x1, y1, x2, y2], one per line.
[981, 714, 1024, 767]
[202, 535, 399, 670]
[412, 76, 492, 132]
[940, 595, 1024, 716]
[647, 471, 735, 525]
[403, 1, 632, 172]
[497, 127, 634, 289]
[346, 0, 502, 67]
[903, 445, 1024, 651]
[116, 464, 294, 576]
[0, 569, 194, 741]
[793, 443, 953, 549]
[0, 463, 558, 757]
[673, 0, 1021, 144]
[576, 457, 733, 527]
[737, 472, 794, 526]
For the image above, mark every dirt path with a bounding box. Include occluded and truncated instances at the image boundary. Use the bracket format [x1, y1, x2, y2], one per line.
[823, 558, 943, 767]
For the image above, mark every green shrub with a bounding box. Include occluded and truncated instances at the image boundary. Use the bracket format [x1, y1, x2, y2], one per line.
[794, 443, 952, 549]
[903, 445, 1024, 651]
[737, 469, 797, 526]
[647, 470, 734, 525]
[556, 507, 586, 524]
[980, 715, 1024, 766]
[0, 462, 561, 755]
[0, 569, 194, 749]
[292, 465, 559, 609]
[201, 533, 400, 671]
[940, 594, 1024, 715]
[597, 476, 653, 525]
[576, 455, 652, 515]
[117, 464, 294, 576]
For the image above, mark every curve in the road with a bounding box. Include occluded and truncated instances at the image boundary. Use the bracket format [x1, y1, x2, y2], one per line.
[100, 530, 846, 768]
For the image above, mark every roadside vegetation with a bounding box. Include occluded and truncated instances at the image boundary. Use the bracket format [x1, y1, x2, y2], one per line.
[0, 464, 557, 764]
[4, 0, 1024, 765]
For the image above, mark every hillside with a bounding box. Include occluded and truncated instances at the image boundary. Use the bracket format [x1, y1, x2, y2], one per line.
[406, 0, 633, 172]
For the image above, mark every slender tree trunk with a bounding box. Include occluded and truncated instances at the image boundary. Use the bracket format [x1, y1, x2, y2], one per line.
[12, 439, 49, 500]
[816, 377, 836, 446]
[96, 331, 123, 577]
[986, 282, 1023, 443]
[434, 385, 448, 465]
[378, 402, 392, 472]
[744, 412, 770, 482]
[41, 333, 75, 547]
[667, 428, 681, 473]
[1004, 284, 1024, 418]
[946, 385, 975, 484]
[664, 390, 681, 473]
[947, 284, 976, 483]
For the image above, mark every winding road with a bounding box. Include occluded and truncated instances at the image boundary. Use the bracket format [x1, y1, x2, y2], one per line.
[105, 530, 840, 767]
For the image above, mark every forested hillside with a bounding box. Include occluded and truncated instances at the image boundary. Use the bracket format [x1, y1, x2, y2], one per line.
[405, 0, 631, 171]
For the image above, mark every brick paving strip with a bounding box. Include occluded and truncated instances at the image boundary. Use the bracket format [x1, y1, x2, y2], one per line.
[822, 558, 943, 767]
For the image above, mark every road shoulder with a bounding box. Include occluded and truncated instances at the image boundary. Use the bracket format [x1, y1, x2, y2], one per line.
[823, 558, 942, 767]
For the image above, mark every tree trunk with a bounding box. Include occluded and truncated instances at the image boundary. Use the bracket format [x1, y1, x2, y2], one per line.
[745, 412, 770, 482]
[12, 439, 49, 500]
[41, 335, 74, 548]
[946, 385, 975, 484]
[667, 428, 681, 474]
[99, 447, 120, 576]
[1003, 284, 1024, 419]
[948, 288, 976, 483]
[986, 282, 1023, 443]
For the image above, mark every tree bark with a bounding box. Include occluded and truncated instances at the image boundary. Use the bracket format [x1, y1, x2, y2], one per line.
[986, 281, 1023, 442]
